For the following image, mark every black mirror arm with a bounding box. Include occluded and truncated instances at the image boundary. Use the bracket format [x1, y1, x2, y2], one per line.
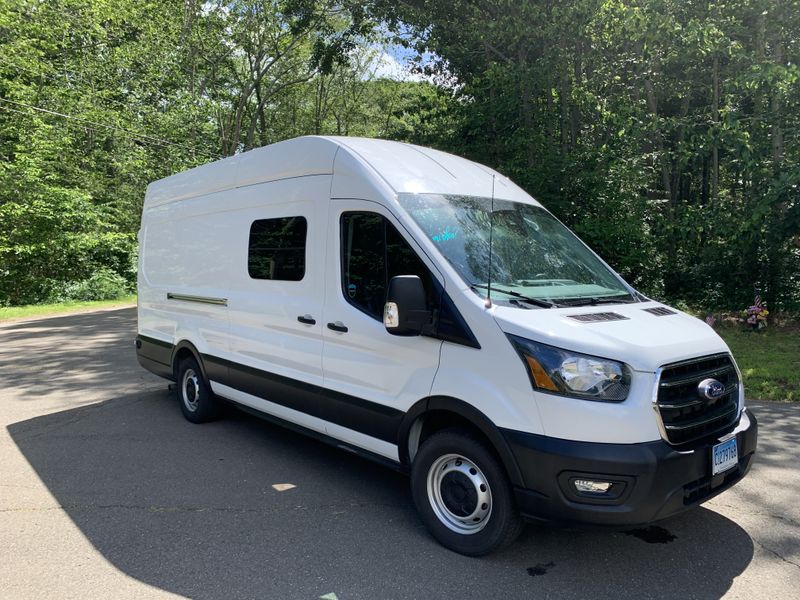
[419, 307, 438, 336]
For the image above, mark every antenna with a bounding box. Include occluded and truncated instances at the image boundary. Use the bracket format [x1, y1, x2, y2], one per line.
[485, 174, 496, 309]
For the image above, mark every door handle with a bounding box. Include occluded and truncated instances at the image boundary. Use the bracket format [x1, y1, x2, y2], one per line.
[327, 321, 348, 333]
[297, 315, 316, 325]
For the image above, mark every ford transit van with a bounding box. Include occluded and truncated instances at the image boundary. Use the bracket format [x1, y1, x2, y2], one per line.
[136, 136, 757, 555]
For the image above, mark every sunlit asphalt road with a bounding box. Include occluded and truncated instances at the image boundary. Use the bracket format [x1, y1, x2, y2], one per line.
[1, 307, 798, 599]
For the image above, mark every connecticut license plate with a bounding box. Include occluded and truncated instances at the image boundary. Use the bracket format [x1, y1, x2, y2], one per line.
[712, 437, 738, 476]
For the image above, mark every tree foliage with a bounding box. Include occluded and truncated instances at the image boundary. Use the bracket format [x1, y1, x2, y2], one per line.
[1, 0, 797, 310]
[371, 0, 800, 309]
[0, 0, 444, 304]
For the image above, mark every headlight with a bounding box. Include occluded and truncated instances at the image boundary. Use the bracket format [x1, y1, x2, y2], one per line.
[507, 334, 631, 402]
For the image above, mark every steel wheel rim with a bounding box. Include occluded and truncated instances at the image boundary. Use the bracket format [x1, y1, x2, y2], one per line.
[426, 453, 492, 534]
[182, 368, 200, 412]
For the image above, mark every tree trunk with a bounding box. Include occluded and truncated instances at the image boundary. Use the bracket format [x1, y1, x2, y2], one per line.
[570, 40, 582, 146]
[560, 71, 570, 156]
[517, 47, 536, 168]
[771, 38, 784, 165]
[643, 78, 672, 200]
[485, 44, 499, 164]
[711, 53, 719, 201]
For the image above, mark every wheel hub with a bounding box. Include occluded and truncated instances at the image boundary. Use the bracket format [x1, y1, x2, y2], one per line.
[182, 368, 200, 412]
[427, 454, 492, 534]
[440, 471, 478, 517]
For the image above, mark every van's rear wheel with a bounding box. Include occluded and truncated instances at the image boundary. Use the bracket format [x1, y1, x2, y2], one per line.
[177, 357, 221, 423]
[411, 429, 524, 556]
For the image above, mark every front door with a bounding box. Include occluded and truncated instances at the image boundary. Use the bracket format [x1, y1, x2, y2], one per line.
[321, 199, 443, 460]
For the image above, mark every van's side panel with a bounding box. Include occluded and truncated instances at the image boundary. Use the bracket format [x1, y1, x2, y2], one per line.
[139, 189, 236, 364]
[224, 178, 328, 380]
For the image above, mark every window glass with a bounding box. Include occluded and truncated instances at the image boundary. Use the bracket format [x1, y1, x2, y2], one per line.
[386, 223, 431, 285]
[397, 194, 631, 304]
[341, 212, 432, 320]
[248, 216, 307, 281]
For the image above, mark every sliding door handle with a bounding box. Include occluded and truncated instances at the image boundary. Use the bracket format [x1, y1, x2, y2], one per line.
[297, 315, 316, 325]
[326, 321, 348, 333]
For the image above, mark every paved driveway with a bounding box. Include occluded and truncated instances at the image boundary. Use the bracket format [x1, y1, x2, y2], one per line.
[1, 307, 798, 599]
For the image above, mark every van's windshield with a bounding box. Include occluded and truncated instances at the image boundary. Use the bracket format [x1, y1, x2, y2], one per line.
[397, 193, 634, 307]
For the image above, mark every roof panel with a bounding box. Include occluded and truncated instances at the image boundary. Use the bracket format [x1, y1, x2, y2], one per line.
[329, 137, 539, 204]
[143, 135, 541, 210]
[144, 137, 338, 208]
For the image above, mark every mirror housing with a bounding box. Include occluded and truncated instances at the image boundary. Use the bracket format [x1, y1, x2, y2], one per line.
[384, 275, 431, 336]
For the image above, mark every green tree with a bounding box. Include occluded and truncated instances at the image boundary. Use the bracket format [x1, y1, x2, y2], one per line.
[368, 0, 800, 309]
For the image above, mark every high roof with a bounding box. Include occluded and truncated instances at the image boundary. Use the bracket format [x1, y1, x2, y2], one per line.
[144, 136, 539, 208]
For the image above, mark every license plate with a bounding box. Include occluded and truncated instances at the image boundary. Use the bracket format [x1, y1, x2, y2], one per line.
[712, 437, 738, 476]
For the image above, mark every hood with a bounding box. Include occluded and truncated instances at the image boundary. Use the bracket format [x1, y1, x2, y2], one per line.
[492, 301, 730, 372]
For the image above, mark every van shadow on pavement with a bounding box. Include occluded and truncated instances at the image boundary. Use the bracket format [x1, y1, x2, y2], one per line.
[0, 308, 146, 399]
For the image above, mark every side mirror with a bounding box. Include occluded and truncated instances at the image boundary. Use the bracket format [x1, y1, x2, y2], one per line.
[384, 275, 431, 336]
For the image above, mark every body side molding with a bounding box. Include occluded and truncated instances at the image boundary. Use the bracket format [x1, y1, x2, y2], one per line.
[136, 338, 522, 486]
[167, 292, 228, 306]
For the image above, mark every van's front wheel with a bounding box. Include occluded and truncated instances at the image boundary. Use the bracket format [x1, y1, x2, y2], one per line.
[177, 357, 221, 423]
[411, 429, 523, 556]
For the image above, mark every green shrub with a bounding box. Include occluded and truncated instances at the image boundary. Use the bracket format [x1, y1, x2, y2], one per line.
[60, 268, 132, 302]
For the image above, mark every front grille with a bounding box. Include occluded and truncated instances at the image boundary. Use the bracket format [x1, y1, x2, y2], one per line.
[655, 354, 740, 445]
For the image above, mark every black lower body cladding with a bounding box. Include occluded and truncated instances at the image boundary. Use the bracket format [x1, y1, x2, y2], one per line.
[504, 408, 757, 527]
[135, 335, 173, 379]
[135, 334, 404, 443]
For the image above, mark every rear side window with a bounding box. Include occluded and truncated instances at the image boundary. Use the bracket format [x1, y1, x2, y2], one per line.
[248, 217, 307, 281]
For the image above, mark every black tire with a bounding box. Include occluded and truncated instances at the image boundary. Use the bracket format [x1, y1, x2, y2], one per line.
[176, 356, 221, 423]
[410, 428, 524, 556]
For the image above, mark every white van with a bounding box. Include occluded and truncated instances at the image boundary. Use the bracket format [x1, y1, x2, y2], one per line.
[136, 136, 757, 555]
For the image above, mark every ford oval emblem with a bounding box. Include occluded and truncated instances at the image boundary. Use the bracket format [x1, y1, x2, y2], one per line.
[698, 378, 726, 400]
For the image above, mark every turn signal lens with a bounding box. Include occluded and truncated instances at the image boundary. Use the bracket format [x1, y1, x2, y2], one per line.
[524, 356, 559, 392]
[383, 302, 399, 328]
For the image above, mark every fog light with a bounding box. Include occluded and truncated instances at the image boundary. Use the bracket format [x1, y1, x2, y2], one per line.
[560, 472, 631, 505]
[573, 479, 612, 494]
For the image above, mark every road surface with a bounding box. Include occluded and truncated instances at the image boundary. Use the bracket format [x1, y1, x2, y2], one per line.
[1, 307, 798, 599]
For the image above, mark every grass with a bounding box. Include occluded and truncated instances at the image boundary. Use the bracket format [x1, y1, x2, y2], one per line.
[716, 323, 800, 402]
[0, 295, 136, 322]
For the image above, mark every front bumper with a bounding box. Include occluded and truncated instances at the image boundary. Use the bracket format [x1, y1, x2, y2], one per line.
[502, 408, 757, 527]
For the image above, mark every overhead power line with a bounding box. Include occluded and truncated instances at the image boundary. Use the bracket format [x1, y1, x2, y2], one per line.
[0, 56, 237, 148]
[0, 96, 221, 159]
[0, 55, 135, 112]
[0, 103, 186, 154]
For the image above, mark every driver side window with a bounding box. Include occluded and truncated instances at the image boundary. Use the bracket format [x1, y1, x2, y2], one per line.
[340, 212, 433, 320]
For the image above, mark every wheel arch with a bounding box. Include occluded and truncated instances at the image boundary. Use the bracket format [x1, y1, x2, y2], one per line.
[171, 340, 207, 382]
[398, 396, 524, 488]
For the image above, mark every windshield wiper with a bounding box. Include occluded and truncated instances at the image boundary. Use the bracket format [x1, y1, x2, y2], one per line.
[471, 283, 555, 308]
[558, 296, 636, 307]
